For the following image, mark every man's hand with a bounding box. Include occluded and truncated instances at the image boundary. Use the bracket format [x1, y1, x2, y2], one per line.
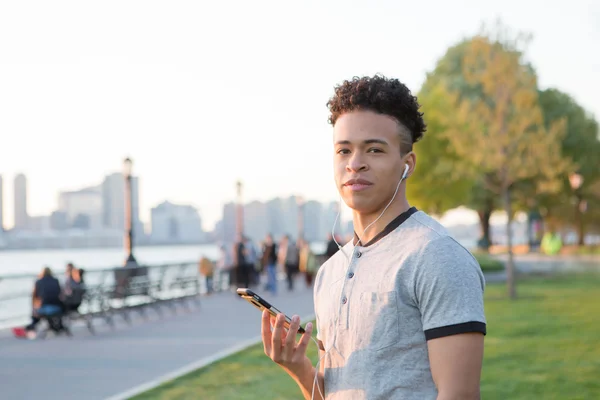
[261, 310, 313, 375]
[261, 310, 324, 399]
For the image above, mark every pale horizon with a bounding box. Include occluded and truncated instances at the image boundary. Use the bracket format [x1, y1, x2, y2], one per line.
[1, 0, 598, 231]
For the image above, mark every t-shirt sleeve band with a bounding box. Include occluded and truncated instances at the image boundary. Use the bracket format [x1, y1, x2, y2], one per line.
[424, 321, 487, 341]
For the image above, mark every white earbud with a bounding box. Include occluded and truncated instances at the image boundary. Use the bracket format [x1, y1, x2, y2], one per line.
[402, 164, 409, 180]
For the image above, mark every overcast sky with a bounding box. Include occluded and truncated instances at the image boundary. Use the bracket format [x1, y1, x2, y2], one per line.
[0, 0, 598, 230]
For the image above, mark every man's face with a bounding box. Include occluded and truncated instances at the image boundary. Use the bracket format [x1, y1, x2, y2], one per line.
[333, 110, 408, 215]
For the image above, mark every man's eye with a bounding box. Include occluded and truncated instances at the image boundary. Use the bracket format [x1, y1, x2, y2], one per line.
[337, 149, 350, 155]
[368, 148, 383, 153]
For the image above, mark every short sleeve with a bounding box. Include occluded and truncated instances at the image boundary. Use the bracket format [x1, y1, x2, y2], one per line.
[412, 236, 487, 340]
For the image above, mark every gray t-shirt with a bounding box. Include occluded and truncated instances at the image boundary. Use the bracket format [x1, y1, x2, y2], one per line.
[313, 208, 486, 399]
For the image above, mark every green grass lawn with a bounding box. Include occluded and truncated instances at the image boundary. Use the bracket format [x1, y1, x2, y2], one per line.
[133, 273, 600, 400]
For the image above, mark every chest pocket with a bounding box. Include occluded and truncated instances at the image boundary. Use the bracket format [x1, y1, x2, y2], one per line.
[354, 291, 400, 351]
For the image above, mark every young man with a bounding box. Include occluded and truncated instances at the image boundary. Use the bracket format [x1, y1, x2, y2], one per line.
[261, 75, 486, 399]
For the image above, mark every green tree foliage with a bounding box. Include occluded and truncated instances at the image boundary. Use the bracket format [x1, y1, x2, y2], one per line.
[414, 22, 572, 299]
[536, 89, 600, 243]
[408, 79, 473, 215]
[411, 40, 501, 248]
[413, 22, 598, 257]
[447, 31, 570, 298]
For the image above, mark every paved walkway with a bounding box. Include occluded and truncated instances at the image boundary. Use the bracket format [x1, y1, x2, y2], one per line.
[0, 280, 315, 400]
[496, 253, 599, 274]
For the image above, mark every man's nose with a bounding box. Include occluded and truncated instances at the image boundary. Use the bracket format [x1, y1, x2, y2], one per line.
[346, 154, 368, 172]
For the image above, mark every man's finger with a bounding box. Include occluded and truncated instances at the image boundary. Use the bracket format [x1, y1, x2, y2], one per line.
[294, 322, 313, 361]
[271, 313, 285, 362]
[261, 309, 272, 355]
[283, 315, 300, 360]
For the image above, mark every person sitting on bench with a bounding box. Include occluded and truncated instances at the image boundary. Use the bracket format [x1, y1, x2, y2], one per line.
[63, 264, 86, 313]
[24, 267, 64, 338]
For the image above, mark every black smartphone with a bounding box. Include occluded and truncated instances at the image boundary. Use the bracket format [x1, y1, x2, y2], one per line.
[236, 288, 306, 334]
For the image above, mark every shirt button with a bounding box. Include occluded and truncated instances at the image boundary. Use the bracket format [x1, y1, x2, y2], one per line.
[342, 297, 347, 304]
[356, 252, 362, 258]
[348, 272, 354, 279]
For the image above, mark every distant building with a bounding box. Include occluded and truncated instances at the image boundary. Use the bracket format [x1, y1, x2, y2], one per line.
[14, 173, 28, 230]
[101, 172, 144, 241]
[321, 201, 342, 240]
[215, 197, 346, 245]
[58, 186, 103, 230]
[244, 200, 268, 243]
[266, 198, 286, 240]
[303, 200, 323, 242]
[49, 211, 69, 231]
[28, 215, 51, 232]
[150, 201, 204, 244]
[221, 202, 236, 244]
[283, 196, 299, 240]
[211, 220, 223, 243]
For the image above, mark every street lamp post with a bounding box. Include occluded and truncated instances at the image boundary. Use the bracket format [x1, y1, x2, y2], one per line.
[569, 173, 585, 246]
[123, 157, 137, 267]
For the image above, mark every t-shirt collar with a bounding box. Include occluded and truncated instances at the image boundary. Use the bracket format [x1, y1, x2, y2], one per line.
[353, 206, 418, 248]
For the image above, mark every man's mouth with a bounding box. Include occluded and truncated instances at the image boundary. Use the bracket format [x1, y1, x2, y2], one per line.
[344, 178, 373, 192]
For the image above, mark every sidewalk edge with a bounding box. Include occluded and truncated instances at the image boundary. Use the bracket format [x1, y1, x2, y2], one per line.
[105, 313, 316, 400]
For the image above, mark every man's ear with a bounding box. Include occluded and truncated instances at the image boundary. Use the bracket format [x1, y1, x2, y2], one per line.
[403, 151, 416, 178]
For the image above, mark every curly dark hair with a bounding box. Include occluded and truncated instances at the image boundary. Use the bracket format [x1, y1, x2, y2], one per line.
[326, 75, 426, 153]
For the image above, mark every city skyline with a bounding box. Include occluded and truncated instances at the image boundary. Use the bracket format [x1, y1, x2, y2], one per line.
[0, 1, 598, 231]
[0, 167, 531, 252]
[0, 171, 355, 234]
[0, 167, 535, 237]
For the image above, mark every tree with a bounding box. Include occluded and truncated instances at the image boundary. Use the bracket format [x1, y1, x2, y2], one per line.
[408, 80, 473, 216]
[537, 89, 600, 245]
[413, 40, 501, 249]
[440, 28, 570, 299]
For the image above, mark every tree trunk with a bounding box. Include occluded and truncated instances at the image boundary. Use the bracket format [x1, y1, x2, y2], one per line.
[504, 186, 517, 299]
[477, 208, 493, 250]
[576, 196, 585, 246]
[577, 219, 585, 246]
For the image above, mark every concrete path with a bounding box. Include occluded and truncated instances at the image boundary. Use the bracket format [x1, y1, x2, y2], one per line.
[483, 253, 599, 283]
[494, 253, 599, 276]
[0, 280, 315, 400]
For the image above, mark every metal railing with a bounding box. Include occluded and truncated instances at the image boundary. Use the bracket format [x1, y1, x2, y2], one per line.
[0, 261, 202, 330]
[0, 254, 332, 331]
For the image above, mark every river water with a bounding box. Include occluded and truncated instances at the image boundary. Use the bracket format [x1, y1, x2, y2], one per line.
[0, 243, 330, 329]
[0, 244, 222, 276]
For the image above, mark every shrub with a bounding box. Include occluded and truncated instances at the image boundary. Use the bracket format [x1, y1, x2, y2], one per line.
[473, 253, 505, 272]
